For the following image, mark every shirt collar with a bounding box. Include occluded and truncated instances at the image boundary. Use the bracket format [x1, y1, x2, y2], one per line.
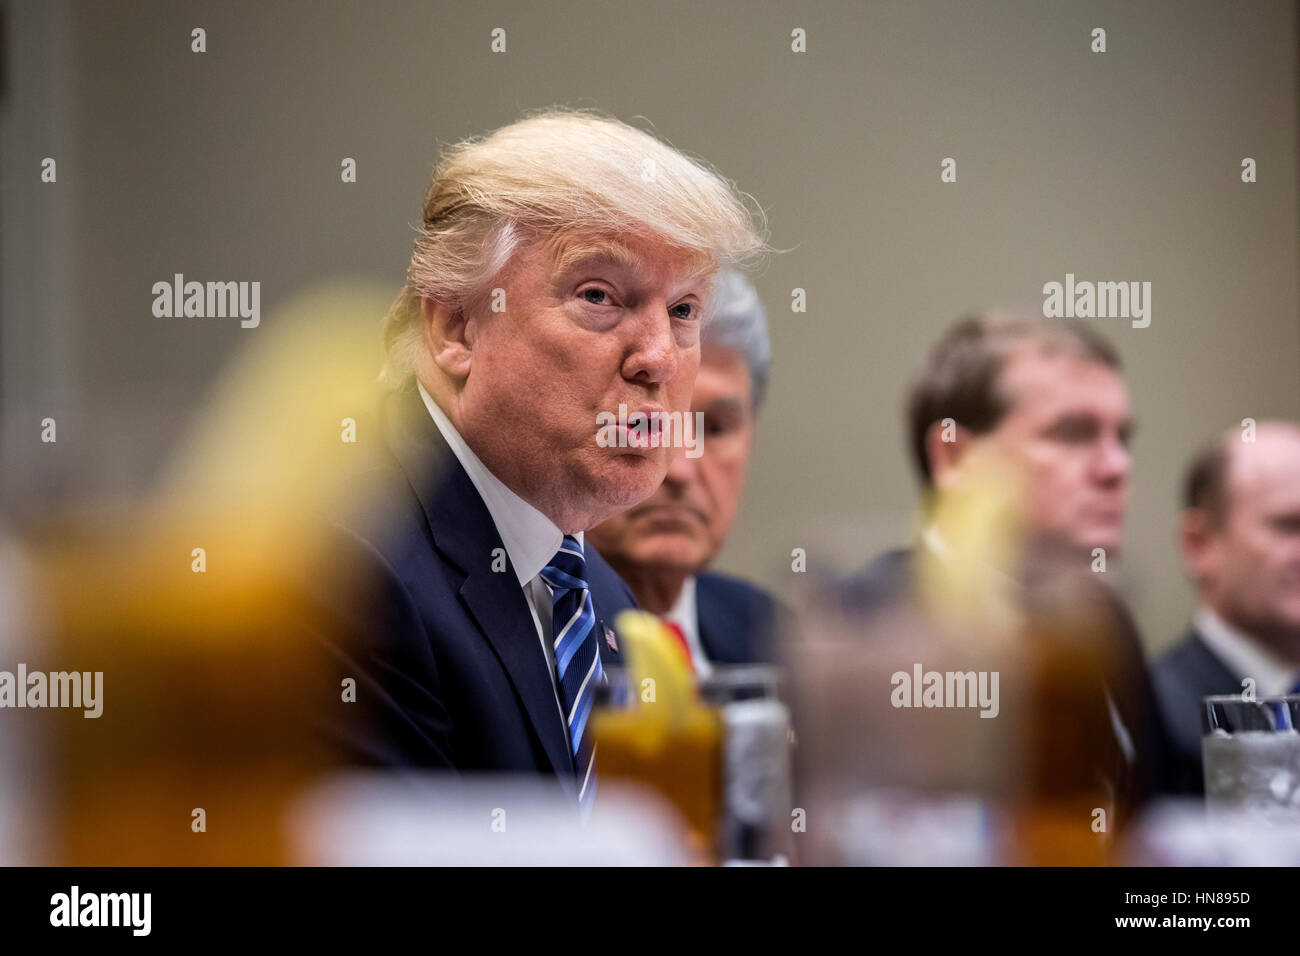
[1195, 605, 1298, 697]
[663, 575, 712, 677]
[664, 575, 698, 638]
[417, 381, 576, 586]
[921, 524, 950, 559]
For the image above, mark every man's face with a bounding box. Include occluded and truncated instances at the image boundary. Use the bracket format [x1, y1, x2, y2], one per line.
[976, 347, 1133, 555]
[457, 232, 712, 531]
[1198, 428, 1300, 645]
[587, 343, 756, 575]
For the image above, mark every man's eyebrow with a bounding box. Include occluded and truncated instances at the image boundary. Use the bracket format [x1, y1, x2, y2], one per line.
[1042, 411, 1137, 437]
[550, 235, 716, 289]
[551, 237, 647, 276]
[1042, 411, 1100, 430]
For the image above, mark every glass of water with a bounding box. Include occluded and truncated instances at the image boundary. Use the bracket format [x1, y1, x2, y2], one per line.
[1202, 695, 1300, 824]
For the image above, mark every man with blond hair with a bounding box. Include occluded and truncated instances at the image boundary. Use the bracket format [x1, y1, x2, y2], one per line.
[587, 270, 786, 674]
[320, 109, 765, 808]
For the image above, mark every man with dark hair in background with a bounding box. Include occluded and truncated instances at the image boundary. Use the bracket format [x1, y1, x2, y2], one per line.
[1153, 421, 1300, 793]
[844, 309, 1131, 608]
[837, 308, 1173, 816]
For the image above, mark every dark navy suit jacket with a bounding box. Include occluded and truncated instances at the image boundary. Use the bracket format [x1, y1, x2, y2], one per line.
[695, 570, 786, 666]
[313, 383, 637, 797]
[1151, 628, 1240, 795]
[834, 546, 1179, 807]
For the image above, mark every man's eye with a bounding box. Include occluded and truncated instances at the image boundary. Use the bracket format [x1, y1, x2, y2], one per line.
[704, 411, 743, 436]
[670, 302, 695, 320]
[1046, 418, 1098, 443]
[581, 288, 609, 305]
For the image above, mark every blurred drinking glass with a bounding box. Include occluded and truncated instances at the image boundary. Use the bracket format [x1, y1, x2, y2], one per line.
[1202, 695, 1300, 825]
[591, 667, 724, 862]
[698, 665, 791, 864]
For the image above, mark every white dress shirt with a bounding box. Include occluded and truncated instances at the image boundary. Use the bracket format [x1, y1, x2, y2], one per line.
[1195, 606, 1299, 697]
[417, 382, 572, 729]
[662, 575, 714, 679]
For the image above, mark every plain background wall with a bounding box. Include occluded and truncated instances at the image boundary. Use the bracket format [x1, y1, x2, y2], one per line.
[2, 0, 1297, 654]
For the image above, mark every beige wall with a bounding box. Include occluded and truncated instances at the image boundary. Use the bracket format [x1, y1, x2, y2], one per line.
[3, 0, 1297, 653]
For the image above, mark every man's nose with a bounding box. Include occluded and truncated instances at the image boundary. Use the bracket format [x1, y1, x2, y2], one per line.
[1094, 436, 1131, 484]
[663, 444, 697, 486]
[623, 304, 679, 384]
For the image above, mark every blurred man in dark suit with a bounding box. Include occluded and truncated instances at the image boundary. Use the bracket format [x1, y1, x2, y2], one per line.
[842, 310, 1132, 606]
[587, 270, 785, 673]
[316, 109, 765, 807]
[1153, 421, 1300, 793]
[836, 309, 1172, 815]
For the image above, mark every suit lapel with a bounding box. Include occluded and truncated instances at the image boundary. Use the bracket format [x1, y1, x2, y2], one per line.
[459, 571, 576, 782]
[383, 385, 576, 783]
[582, 552, 629, 673]
[695, 582, 729, 664]
[1188, 628, 1242, 695]
[696, 577, 750, 665]
[590, 607, 624, 673]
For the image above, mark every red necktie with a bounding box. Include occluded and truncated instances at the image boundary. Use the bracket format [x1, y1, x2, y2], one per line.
[661, 620, 695, 672]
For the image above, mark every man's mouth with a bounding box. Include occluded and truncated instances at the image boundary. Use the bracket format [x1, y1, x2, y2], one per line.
[1081, 499, 1125, 523]
[622, 408, 666, 448]
[632, 502, 707, 526]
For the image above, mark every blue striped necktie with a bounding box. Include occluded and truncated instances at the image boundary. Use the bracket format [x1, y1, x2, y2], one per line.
[540, 534, 605, 811]
[1270, 679, 1300, 729]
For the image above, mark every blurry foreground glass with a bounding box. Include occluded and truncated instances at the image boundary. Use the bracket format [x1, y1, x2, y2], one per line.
[699, 666, 791, 864]
[1202, 695, 1300, 824]
[592, 667, 723, 862]
[592, 664, 792, 864]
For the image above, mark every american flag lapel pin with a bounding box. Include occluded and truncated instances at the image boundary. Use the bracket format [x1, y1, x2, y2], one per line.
[603, 623, 618, 652]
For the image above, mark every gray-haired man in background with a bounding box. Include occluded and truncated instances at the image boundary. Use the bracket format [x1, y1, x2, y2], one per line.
[587, 270, 787, 672]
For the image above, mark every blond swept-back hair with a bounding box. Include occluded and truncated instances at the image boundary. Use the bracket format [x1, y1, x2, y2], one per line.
[379, 107, 769, 386]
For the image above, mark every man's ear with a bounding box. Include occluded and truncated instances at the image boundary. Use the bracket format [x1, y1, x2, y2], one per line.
[421, 296, 473, 381]
[925, 418, 971, 492]
[1179, 508, 1217, 587]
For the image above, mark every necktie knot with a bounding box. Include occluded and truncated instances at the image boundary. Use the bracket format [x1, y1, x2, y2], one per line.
[541, 534, 588, 592]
